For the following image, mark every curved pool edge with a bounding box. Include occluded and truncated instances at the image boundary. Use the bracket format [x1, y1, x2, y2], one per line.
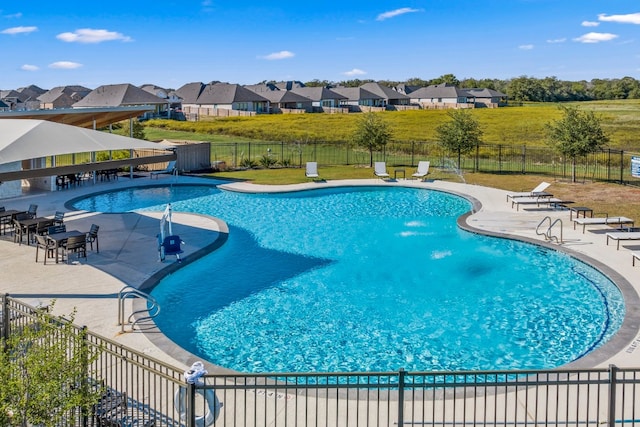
[132, 179, 640, 374]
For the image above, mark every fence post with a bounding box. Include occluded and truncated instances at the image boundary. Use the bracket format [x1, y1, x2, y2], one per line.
[187, 382, 196, 427]
[620, 151, 624, 184]
[2, 293, 9, 343]
[522, 145, 526, 174]
[475, 143, 479, 172]
[398, 368, 406, 426]
[608, 364, 618, 427]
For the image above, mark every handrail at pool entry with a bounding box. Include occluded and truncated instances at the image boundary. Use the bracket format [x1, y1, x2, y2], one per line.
[118, 285, 160, 332]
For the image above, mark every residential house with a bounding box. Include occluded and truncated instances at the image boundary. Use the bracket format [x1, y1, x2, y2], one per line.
[289, 87, 348, 113]
[465, 88, 508, 107]
[38, 85, 92, 109]
[408, 83, 474, 109]
[0, 100, 9, 112]
[73, 83, 169, 119]
[16, 85, 46, 110]
[176, 82, 269, 119]
[330, 86, 385, 112]
[245, 83, 312, 113]
[359, 82, 412, 109]
[0, 90, 24, 110]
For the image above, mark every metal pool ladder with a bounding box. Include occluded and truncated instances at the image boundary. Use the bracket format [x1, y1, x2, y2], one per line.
[118, 286, 160, 332]
[536, 216, 563, 243]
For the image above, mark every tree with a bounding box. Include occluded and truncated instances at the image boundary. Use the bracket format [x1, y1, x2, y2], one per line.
[351, 112, 392, 167]
[545, 106, 609, 182]
[114, 119, 146, 140]
[0, 305, 102, 427]
[436, 109, 483, 170]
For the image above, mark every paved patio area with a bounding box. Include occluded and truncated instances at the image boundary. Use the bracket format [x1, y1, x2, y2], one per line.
[1, 173, 639, 372]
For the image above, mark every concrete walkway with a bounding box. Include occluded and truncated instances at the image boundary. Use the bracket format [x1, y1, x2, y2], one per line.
[1, 174, 639, 371]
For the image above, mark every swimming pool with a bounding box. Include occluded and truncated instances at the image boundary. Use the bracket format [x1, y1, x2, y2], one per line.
[73, 185, 625, 373]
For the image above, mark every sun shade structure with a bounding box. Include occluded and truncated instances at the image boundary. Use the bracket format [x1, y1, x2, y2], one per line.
[0, 119, 169, 165]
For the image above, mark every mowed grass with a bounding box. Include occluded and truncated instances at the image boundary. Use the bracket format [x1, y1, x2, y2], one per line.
[145, 100, 640, 150]
[206, 165, 640, 223]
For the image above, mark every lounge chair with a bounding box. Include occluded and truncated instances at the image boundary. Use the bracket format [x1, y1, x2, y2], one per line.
[573, 216, 634, 233]
[305, 162, 320, 179]
[374, 162, 390, 179]
[511, 197, 566, 211]
[412, 161, 430, 180]
[160, 235, 184, 262]
[150, 160, 177, 179]
[606, 231, 640, 250]
[506, 182, 552, 202]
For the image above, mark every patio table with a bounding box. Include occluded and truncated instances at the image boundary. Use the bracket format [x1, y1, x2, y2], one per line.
[47, 230, 85, 263]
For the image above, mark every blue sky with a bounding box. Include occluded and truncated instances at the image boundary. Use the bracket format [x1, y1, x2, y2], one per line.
[1, 1, 639, 90]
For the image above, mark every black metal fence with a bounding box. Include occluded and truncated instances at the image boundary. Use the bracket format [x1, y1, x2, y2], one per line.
[2, 295, 640, 426]
[209, 141, 640, 186]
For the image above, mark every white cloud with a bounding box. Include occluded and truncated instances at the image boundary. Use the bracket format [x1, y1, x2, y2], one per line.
[259, 50, 295, 60]
[376, 8, 421, 21]
[56, 28, 132, 43]
[581, 21, 599, 27]
[21, 64, 38, 71]
[546, 38, 566, 44]
[598, 12, 640, 25]
[573, 32, 619, 43]
[518, 44, 534, 50]
[4, 12, 23, 19]
[49, 61, 83, 69]
[1, 26, 37, 35]
[343, 68, 367, 76]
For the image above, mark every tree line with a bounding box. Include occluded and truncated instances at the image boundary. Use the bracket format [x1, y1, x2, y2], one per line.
[302, 74, 640, 102]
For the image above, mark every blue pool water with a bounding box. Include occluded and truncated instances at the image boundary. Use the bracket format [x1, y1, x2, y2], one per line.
[73, 185, 625, 373]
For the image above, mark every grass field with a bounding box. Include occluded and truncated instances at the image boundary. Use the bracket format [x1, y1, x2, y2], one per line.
[144, 100, 640, 150]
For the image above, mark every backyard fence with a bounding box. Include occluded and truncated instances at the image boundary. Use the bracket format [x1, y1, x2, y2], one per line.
[208, 141, 640, 187]
[2, 295, 640, 426]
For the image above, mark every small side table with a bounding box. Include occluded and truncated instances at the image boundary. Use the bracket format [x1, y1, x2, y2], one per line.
[394, 169, 405, 180]
[569, 206, 593, 221]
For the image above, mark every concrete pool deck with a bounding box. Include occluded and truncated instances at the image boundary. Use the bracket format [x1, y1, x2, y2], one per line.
[1, 173, 639, 372]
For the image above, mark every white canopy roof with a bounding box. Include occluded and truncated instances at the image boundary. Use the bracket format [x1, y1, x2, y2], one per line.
[0, 119, 170, 165]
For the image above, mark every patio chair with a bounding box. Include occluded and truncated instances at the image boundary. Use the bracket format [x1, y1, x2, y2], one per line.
[86, 224, 100, 253]
[53, 211, 65, 226]
[27, 204, 38, 218]
[35, 218, 55, 238]
[62, 234, 87, 263]
[412, 161, 430, 180]
[35, 234, 56, 265]
[160, 234, 184, 262]
[12, 214, 30, 244]
[150, 160, 177, 179]
[47, 224, 66, 235]
[305, 162, 320, 179]
[374, 162, 390, 179]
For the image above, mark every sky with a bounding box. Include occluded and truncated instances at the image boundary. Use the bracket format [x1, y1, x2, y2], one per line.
[1, 1, 639, 91]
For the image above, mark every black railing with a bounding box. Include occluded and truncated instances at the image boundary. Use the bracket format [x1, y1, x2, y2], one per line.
[208, 141, 640, 186]
[2, 295, 640, 426]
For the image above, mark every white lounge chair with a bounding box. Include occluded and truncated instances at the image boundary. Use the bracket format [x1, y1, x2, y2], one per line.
[573, 216, 634, 233]
[150, 160, 177, 179]
[506, 182, 552, 201]
[412, 161, 430, 180]
[305, 162, 320, 179]
[511, 196, 566, 211]
[606, 231, 640, 250]
[374, 162, 389, 179]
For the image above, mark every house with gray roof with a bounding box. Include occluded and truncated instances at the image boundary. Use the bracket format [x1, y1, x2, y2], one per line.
[359, 82, 412, 109]
[330, 86, 386, 112]
[290, 87, 348, 113]
[17, 84, 46, 110]
[38, 85, 91, 109]
[0, 100, 9, 112]
[178, 82, 269, 118]
[245, 84, 312, 113]
[465, 88, 507, 107]
[73, 83, 169, 119]
[408, 83, 474, 109]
